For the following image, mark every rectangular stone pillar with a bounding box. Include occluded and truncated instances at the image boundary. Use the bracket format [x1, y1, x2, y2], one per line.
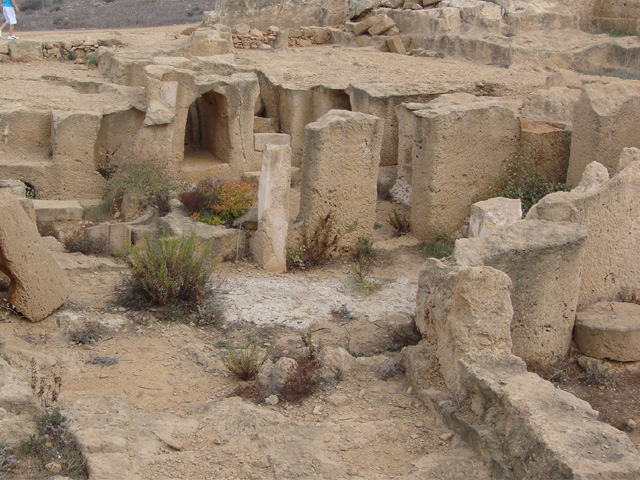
[409, 95, 520, 241]
[251, 144, 292, 272]
[300, 110, 382, 251]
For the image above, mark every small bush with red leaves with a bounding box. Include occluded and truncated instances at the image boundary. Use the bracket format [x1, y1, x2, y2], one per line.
[180, 179, 257, 226]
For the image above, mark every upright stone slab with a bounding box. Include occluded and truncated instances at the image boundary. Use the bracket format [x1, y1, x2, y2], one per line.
[0, 191, 71, 322]
[409, 95, 520, 241]
[415, 258, 514, 393]
[528, 160, 640, 306]
[454, 220, 588, 365]
[251, 145, 292, 273]
[566, 82, 640, 186]
[300, 110, 382, 251]
[51, 111, 105, 200]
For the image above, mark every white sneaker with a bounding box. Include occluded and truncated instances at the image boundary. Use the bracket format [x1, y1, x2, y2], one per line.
[8, 35, 18, 40]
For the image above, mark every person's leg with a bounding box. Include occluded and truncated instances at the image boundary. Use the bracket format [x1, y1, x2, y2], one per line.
[9, 23, 14, 36]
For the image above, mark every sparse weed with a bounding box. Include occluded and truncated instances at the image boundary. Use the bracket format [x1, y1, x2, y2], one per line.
[95, 145, 121, 181]
[487, 153, 569, 214]
[128, 231, 215, 306]
[30, 359, 62, 408]
[278, 356, 321, 403]
[83, 53, 98, 68]
[351, 237, 374, 264]
[286, 243, 308, 271]
[64, 230, 107, 255]
[88, 356, 118, 366]
[0, 443, 19, 474]
[386, 319, 422, 352]
[330, 303, 354, 321]
[36, 221, 58, 239]
[69, 322, 102, 345]
[300, 329, 322, 361]
[20, 409, 87, 478]
[415, 238, 454, 259]
[222, 342, 268, 381]
[107, 157, 178, 214]
[302, 213, 340, 267]
[387, 209, 411, 237]
[349, 259, 381, 295]
[195, 295, 226, 327]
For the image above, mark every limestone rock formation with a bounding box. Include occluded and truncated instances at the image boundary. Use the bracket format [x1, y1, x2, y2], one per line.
[528, 160, 640, 306]
[455, 220, 588, 364]
[0, 190, 71, 322]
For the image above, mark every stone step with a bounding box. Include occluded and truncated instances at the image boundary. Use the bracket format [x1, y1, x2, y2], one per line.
[574, 301, 640, 362]
[33, 199, 84, 223]
[254, 116, 279, 134]
[254, 132, 290, 152]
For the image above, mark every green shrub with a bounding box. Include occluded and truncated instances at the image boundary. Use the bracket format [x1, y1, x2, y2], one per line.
[222, 342, 268, 381]
[488, 154, 569, 214]
[180, 179, 257, 226]
[387, 209, 411, 237]
[107, 157, 178, 214]
[129, 231, 214, 306]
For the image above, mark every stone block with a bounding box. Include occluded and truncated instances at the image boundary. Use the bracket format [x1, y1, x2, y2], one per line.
[528, 160, 640, 307]
[395, 102, 430, 196]
[459, 351, 640, 479]
[8, 40, 43, 62]
[254, 116, 279, 133]
[521, 86, 581, 128]
[300, 110, 382, 251]
[368, 16, 396, 36]
[567, 82, 640, 186]
[409, 95, 520, 241]
[0, 191, 71, 322]
[468, 197, 522, 238]
[157, 205, 246, 262]
[415, 258, 513, 393]
[575, 302, 640, 362]
[455, 220, 588, 365]
[33, 200, 84, 223]
[254, 132, 290, 152]
[251, 145, 292, 273]
[520, 118, 571, 183]
[544, 69, 582, 89]
[386, 35, 406, 54]
[353, 16, 380, 35]
[0, 179, 26, 197]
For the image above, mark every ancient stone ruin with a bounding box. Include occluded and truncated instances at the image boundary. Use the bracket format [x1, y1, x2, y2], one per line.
[1, 0, 640, 478]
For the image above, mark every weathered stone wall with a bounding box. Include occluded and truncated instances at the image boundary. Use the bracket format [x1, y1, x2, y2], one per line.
[202, 0, 348, 30]
[528, 160, 640, 307]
